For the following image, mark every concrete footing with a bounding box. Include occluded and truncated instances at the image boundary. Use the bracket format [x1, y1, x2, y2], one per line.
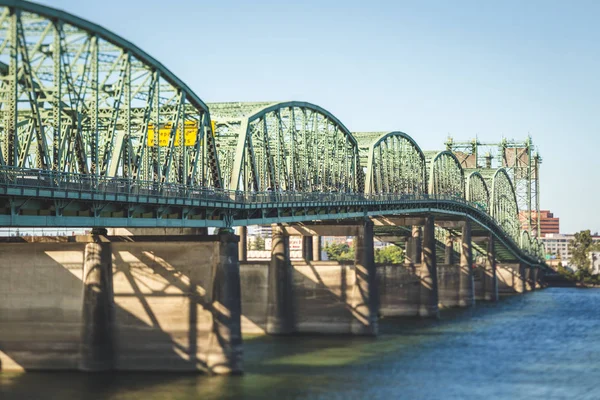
[0, 220, 549, 375]
[437, 264, 459, 308]
[0, 232, 243, 375]
[497, 263, 526, 294]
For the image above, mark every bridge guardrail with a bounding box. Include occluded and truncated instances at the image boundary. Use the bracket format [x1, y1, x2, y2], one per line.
[0, 166, 488, 207]
[0, 166, 543, 262]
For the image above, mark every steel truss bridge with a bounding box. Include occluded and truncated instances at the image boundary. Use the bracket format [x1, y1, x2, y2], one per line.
[0, 0, 545, 267]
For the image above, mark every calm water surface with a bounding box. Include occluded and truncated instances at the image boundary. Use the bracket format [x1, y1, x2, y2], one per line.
[2, 288, 599, 400]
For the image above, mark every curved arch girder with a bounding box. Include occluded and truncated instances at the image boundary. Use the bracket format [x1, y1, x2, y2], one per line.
[0, 1, 221, 188]
[466, 171, 490, 212]
[227, 102, 362, 193]
[491, 168, 520, 242]
[365, 131, 426, 195]
[520, 230, 532, 254]
[428, 151, 464, 198]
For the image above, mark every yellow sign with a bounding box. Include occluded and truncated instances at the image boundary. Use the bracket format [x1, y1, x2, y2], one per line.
[210, 119, 216, 137]
[147, 121, 198, 147]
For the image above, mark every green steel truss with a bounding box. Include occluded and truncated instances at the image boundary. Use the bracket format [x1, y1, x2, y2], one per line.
[354, 131, 426, 195]
[0, 1, 546, 264]
[491, 168, 520, 243]
[427, 151, 464, 198]
[445, 136, 542, 237]
[210, 101, 362, 193]
[0, 0, 221, 188]
[466, 171, 489, 212]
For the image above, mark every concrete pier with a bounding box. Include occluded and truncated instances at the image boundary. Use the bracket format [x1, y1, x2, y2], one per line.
[207, 231, 243, 374]
[0, 234, 243, 374]
[266, 224, 295, 334]
[409, 225, 422, 264]
[419, 217, 439, 318]
[80, 229, 115, 371]
[484, 237, 499, 301]
[445, 231, 455, 265]
[378, 263, 420, 317]
[351, 220, 378, 335]
[459, 220, 475, 307]
[497, 263, 526, 294]
[312, 236, 322, 261]
[302, 236, 313, 262]
[237, 226, 247, 262]
[438, 232, 459, 308]
[537, 268, 546, 288]
[528, 267, 538, 291]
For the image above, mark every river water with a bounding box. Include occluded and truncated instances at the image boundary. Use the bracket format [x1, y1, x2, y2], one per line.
[1, 288, 599, 400]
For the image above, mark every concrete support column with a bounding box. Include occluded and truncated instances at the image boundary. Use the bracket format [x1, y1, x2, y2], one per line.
[484, 237, 499, 302]
[352, 220, 378, 335]
[312, 236, 322, 261]
[404, 236, 412, 267]
[528, 267, 537, 291]
[520, 263, 528, 292]
[497, 263, 525, 294]
[444, 232, 454, 265]
[237, 226, 247, 262]
[302, 236, 313, 262]
[496, 263, 525, 295]
[459, 220, 475, 307]
[538, 269, 546, 288]
[80, 228, 115, 371]
[408, 226, 422, 265]
[419, 216, 439, 318]
[266, 224, 294, 334]
[207, 230, 243, 374]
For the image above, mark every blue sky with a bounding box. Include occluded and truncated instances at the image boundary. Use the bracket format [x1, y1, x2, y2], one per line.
[37, 0, 600, 233]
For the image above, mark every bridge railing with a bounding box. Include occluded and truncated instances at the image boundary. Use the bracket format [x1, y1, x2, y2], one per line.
[0, 166, 539, 261]
[0, 166, 489, 209]
[0, 167, 232, 202]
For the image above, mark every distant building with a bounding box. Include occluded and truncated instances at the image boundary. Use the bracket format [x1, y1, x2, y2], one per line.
[251, 225, 273, 237]
[592, 251, 600, 274]
[519, 210, 559, 237]
[541, 233, 600, 270]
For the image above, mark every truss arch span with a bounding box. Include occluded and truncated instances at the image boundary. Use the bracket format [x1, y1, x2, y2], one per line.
[427, 150, 464, 198]
[354, 131, 426, 196]
[520, 230, 532, 254]
[491, 168, 520, 242]
[466, 171, 490, 212]
[209, 101, 362, 193]
[0, 0, 220, 187]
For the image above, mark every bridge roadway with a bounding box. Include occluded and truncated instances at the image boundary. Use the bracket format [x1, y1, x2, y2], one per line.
[0, 166, 539, 266]
[0, 0, 547, 375]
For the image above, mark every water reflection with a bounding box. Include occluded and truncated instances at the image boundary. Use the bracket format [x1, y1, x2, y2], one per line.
[2, 288, 599, 400]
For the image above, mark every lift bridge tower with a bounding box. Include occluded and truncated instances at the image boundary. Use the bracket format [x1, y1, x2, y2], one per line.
[445, 136, 542, 237]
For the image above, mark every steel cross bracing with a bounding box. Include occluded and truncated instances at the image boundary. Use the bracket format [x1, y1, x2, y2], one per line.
[0, 1, 547, 267]
[209, 102, 362, 194]
[445, 136, 541, 237]
[425, 151, 465, 198]
[466, 171, 489, 213]
[0, 0, 221, 189]
[354, 131, 426, 196]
